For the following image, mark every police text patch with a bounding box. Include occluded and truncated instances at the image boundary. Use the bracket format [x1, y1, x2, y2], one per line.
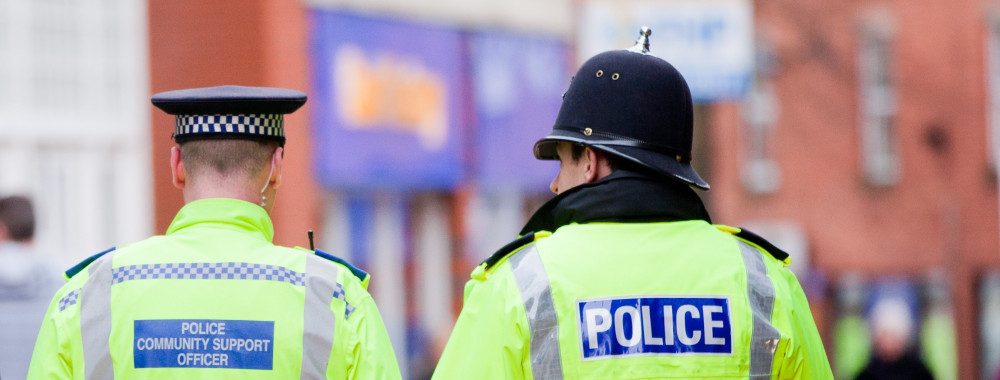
[577, 296, 732, 359]
[133, 319, 274, 369]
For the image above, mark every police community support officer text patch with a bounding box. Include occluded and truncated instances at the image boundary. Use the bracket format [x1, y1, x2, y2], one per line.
[133, 319, 275, 369]
[577, 296, 732, 359]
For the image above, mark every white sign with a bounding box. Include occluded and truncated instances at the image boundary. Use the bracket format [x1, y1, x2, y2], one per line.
[578, 0, 754, 102]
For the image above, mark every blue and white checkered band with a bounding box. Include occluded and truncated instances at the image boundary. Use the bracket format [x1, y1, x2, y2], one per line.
[332, 282, 355, 318]
[111, 262, 305, 286]
[58, 288, 82, 311]
[174, 114, 284, 140]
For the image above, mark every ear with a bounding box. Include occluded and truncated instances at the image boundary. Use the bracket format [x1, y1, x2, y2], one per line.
[170, 146, 186, 190]
[584, 146, 599, 183]
[270, 147, 284, 190]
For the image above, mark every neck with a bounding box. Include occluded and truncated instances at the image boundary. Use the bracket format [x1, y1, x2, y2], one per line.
[521, 170, 710, 235]
[182, 174, 268, 210]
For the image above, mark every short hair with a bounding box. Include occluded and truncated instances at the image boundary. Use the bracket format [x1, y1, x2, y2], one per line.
[569, 143, 647, 173]
[0, 195, 35, 241]
[179, 140, 279, 178]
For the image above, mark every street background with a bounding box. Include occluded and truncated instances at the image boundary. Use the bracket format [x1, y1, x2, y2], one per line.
[0, 0, 997, 378]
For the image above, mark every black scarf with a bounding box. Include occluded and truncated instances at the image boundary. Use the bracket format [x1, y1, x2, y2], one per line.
[519, 170, 712, 236]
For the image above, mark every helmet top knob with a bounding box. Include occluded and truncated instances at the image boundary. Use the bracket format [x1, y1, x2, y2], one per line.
[627, 27, 652, 55]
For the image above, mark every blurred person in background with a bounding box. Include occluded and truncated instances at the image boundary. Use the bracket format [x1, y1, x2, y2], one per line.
[434, 29, 832, 379]
[0, 195, 61, 380]
[855, 296, 934, 380]
[28, 86, 400, 379]
[918, 271, 956, 380]
[832, 272, 871, 380]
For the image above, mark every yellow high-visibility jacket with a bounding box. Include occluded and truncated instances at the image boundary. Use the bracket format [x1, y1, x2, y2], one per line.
[29, 198, 401, 379]
[434, 171, 832, 379]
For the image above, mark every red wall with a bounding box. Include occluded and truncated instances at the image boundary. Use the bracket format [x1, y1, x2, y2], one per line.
[148, 0, 319, 248]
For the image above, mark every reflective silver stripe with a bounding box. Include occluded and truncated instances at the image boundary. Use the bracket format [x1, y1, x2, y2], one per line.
[738, 240, 781, 379]
[510, 244, 564, 379]
[81, 252, 116, 380]
[300, 254, 339, 379]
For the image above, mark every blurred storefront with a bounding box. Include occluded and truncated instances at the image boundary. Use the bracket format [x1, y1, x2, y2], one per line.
[307, 10, 570, 376]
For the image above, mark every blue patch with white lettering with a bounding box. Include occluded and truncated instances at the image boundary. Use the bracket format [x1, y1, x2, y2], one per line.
[133, 319, 274, 369]
[578, 296, 732, 359]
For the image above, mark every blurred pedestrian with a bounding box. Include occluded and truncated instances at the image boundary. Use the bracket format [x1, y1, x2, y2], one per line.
[0, 195, 61, 380]
[919, 271, 957, 380]
[833, 273, 871, 380]
[855, 297, 934, 380]
[434, 28, 832, 379]
[28, 85, 401, 379]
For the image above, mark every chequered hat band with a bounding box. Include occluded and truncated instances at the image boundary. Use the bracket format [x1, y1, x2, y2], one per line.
[174, 114, 284, 139]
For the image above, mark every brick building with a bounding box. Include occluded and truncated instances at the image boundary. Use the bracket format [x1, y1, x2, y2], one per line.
[705, 1, 1000, 378]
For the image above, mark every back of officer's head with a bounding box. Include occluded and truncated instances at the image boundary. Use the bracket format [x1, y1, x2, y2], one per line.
[151, 85, 307, 181]
[0, 195, 35, 242]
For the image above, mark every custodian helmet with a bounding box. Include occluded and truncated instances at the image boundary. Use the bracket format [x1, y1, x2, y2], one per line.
[533, 28, 709, 190]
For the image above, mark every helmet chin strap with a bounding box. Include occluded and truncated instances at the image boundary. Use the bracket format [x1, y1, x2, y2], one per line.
[259, 157, 275, 208]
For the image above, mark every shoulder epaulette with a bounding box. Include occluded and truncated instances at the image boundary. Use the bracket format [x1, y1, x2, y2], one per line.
[64, 247, 116, 280]
[732, 228, 789, 261]
[481, 232, 537, 271]
[314, 249, 369, 282]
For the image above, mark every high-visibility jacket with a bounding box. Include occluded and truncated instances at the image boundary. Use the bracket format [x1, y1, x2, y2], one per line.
[434, 171, 832, 379]
[28, 198, 401, 379]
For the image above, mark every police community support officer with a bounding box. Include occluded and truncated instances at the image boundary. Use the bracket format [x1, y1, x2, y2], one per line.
[433, 29, 833, 379]
[28, 86, 401, 379]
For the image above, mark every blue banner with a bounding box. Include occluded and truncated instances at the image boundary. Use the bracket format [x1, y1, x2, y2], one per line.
[310, 10, 466, 191]
[133, 319, 274, 369]
[578, 296, 732, 359]
[470, 31, 567, 191]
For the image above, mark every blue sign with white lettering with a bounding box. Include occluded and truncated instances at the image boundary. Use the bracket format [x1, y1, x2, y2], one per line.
[578, 297, 732, 359]
[134, 319, 274, 369]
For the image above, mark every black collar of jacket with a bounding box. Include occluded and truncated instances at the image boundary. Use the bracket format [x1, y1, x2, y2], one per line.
[519, 170, 712, 236]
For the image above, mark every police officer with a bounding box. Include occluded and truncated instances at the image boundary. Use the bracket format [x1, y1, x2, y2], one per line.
[434, 29, 833, 379]
[28, 85, 401, 379]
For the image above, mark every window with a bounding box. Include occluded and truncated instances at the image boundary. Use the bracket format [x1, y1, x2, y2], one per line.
[741, 37, 780, 194]
[741, 79, 781, 194]
[986, 15, 1000, 174]
[858, 17, 899, 187]
[0, 0, 150, 266]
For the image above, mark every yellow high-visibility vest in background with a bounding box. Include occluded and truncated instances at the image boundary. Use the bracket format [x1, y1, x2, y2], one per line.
[435, 220, 832, 379]
[28, 198, 401, 379]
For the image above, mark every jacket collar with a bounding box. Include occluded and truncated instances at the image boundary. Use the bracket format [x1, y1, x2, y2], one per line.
[166, 198, 274, 242]
[520, 170, 711, 235]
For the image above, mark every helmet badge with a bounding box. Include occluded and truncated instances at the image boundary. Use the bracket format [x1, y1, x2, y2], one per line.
[626, 27, 652, 55]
